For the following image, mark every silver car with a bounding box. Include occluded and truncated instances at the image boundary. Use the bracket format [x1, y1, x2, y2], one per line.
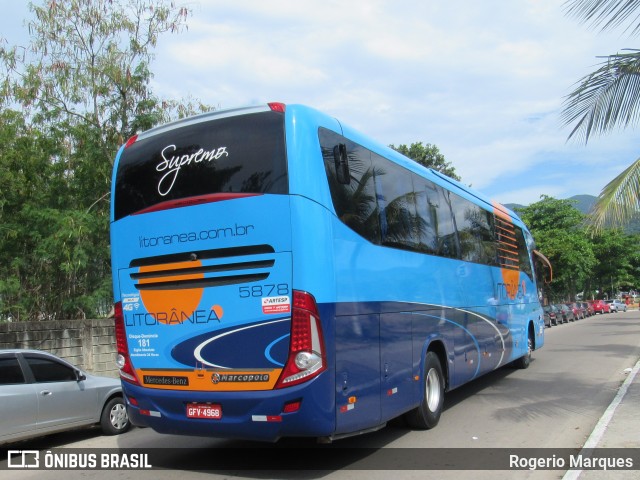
[607, 299, 628, 313]
[0, 349, 129, 445]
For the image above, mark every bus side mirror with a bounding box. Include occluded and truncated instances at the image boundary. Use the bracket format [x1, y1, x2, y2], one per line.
[333, 143, 350, 185]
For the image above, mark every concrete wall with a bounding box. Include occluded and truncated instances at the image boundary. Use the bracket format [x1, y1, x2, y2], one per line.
[0, 319, 118, 378]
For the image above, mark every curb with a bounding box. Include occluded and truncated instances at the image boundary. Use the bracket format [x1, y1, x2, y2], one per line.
[562, 357, 640, 480]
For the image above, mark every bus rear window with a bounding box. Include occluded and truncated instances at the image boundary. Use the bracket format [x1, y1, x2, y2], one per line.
[113, 110, 288, 220]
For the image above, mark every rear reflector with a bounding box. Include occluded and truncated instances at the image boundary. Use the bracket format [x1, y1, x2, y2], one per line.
[282, 400, 302, 413]
[252, 415, 282, 422]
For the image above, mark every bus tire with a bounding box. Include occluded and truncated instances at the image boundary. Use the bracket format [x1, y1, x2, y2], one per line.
[405, 351, 444, 429]
[513, 328, 533, 369]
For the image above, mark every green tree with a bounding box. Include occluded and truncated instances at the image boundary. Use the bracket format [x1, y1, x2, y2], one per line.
[0, 0, 208, 320]
[0, 110, 57, 320]
[1, 0, 190, 144]
[518, 196, 596, 300]
[562, 0, 640, 230]
[389, 142, 461, 181]
[588, 229, 638, 298]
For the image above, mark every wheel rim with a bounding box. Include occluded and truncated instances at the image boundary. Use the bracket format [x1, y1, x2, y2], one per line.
[425, 367, 441, 413]
[110, 403, 128, 430]
[527, 337, 533, 358]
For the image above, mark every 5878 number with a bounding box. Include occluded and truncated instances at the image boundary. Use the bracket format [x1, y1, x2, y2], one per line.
[239, 284, 289, 298]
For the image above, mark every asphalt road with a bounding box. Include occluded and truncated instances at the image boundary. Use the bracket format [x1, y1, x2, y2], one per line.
[3, 309, 640, 480]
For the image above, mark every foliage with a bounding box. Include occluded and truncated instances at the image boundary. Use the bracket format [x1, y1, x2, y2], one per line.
[518, 196, 596, 300]
[562, 49, 640, 143]
[562, 0, 640, 230]
[0, 0, 211, 321]
[389, 142, 461, 181]
[518, 195, 640, 300]
[587, 158, 640, 229]
[588, 229, 640, 296]
[517, 195, 585, 231]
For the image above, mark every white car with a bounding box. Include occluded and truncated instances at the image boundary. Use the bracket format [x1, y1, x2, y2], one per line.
[0, 349, 130, 445]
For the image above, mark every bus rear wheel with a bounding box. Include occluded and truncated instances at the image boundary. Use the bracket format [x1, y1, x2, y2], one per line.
[513, 328, 533, 369]
[405, 351, 444, 429]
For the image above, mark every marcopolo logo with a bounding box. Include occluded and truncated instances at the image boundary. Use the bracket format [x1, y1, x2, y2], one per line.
[211, 373, 270, 384]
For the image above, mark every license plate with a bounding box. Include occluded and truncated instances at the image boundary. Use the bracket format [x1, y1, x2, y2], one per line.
[186, 403, 222, 419]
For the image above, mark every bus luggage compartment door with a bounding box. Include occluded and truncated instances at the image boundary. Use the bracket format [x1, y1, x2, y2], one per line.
[334, 313, 381, 434]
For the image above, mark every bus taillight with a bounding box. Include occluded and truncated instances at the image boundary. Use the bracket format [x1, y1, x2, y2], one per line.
[114, 301, 140, 385]
[275, 291, 326, 388]
[124, 135, 138, 149]
[268, 102, 286, 113]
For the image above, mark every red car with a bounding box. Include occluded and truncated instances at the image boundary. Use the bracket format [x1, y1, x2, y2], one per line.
[566, 302, 584, 320]
[591, 300, 611, 314]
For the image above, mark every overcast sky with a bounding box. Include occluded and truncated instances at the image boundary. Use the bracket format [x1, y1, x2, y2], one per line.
[3, 0, 640, 206]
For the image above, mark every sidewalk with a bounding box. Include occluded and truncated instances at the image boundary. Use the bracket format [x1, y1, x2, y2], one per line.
[563, 357, 640, 479]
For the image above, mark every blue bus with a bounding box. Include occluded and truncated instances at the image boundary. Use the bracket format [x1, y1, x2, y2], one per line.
[110, 103, 550, 442]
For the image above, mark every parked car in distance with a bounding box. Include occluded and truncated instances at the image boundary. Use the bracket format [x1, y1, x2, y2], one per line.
[612, 299, 628, 312]
[606, 299, 628, 313]
[556, 303, 575, 323]
[0, 349, 130, 445]
[566, 302, 584, 320]
[581, 302, 594, 317]
[591, 300, 610, 314]
[543, 305, 557, 327]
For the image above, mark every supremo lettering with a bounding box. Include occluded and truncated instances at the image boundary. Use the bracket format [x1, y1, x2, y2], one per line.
[139, 224, 254, 248]
[156, 144, 229, 196]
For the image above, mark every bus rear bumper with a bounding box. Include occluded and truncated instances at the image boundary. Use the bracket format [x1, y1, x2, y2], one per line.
[121, 376, 335, 442]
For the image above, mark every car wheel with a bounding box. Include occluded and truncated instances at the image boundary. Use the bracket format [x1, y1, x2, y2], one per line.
[100, 397, 130, 435]
[405, 351, 445, 429]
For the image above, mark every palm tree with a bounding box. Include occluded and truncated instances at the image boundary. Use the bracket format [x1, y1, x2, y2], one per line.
[562, 0, 640, 230]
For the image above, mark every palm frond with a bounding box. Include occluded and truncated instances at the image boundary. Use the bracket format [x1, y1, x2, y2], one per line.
[588, 157, 640, 231]
[562, 49, 640, 143]
[564, 0, 640, 35]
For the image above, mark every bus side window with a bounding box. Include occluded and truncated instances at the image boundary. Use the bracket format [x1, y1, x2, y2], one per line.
[319, 128, 380, 244]
[514, 226, 533, 280]
[371, 152, 421, 251]
[432, 185, 459, 259]
[450, 193, 497, 265]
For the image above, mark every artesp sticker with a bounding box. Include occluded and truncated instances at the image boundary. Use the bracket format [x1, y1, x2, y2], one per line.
[262, 296, 290, 314]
